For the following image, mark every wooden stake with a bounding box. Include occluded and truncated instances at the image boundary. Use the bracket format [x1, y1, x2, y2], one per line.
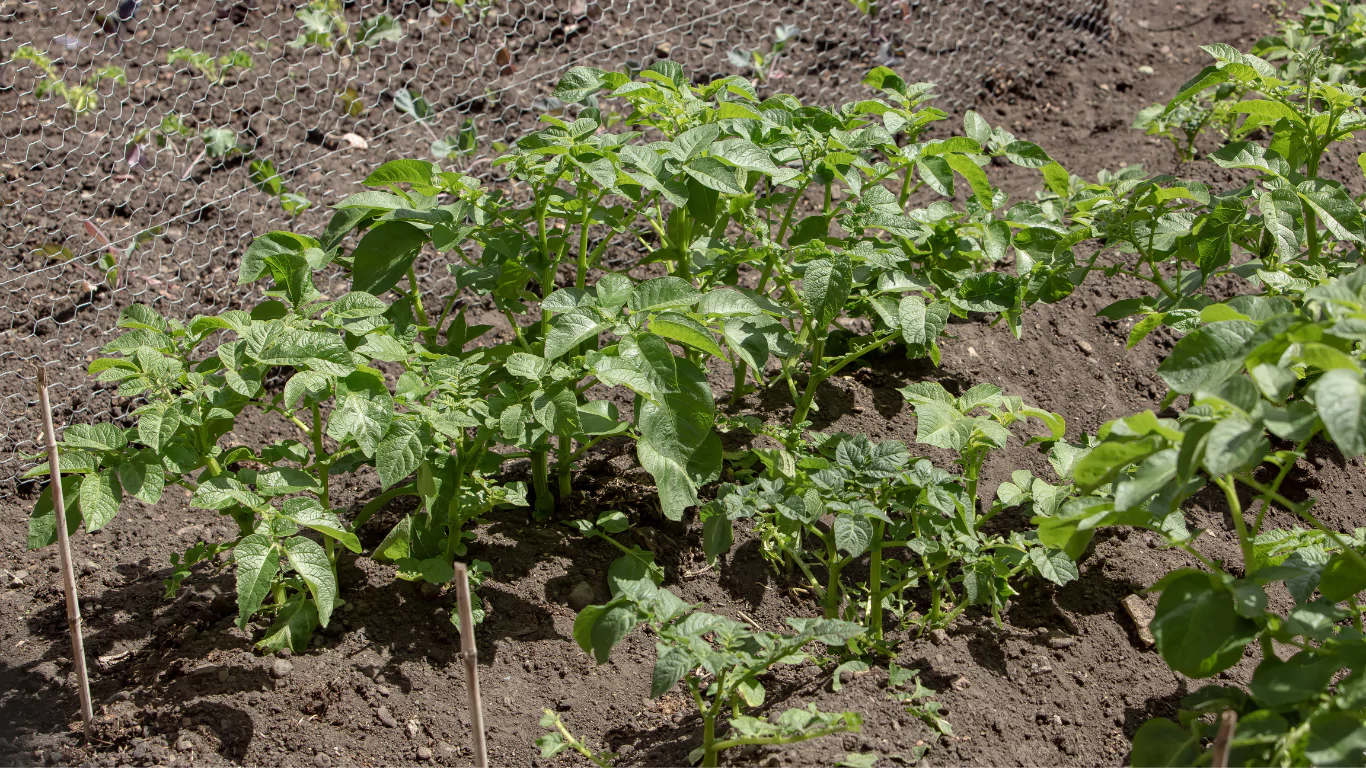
[453, 562, 488, 768]
[1210, 709, 1238, 768]
[37, 366, 95, 744]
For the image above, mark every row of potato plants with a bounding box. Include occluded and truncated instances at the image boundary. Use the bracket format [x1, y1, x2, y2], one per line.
[24, 7, 1366, 760]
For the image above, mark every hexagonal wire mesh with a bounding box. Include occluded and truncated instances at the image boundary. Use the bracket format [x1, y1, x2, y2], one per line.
[0, 0, 1113, 483]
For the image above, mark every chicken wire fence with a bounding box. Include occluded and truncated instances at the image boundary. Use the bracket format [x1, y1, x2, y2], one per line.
[0, 0, 1114, 483]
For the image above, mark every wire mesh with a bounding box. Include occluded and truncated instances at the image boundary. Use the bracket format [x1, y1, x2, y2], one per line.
[0, 0, 1114, 483]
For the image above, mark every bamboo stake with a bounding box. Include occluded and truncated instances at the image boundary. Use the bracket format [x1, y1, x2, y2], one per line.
[37, 366, 95, 744]
[453, 562, 488, 768]
[1210, 709, 1238, 768]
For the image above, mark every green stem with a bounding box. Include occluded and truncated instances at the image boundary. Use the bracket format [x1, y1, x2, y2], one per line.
[1215, 476, 1256, 578]
[792, 337, 826, 428]
[701, 712, 718, 768]
[557, 434, 573, 499]
[531, 451, 552, 516]
[869, 520, 885, 641]
[407, 266, 435, 348]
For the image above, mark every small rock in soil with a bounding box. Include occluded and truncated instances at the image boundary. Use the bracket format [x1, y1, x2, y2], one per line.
[406, 720, 420, 740]
[270, 659, 293, 679]
[929, 629, 949, 646]
[7, 570, 25, 587]
[1048, 636, 1076, 649]
[176, 735, 194, 752]
[567, 581, 596, 611]
[1075, 338, 1094, 355]
[557, 700, 572, 711]
[416, 746, 433, 761]
[277, 648, 292, 659]
[375, 706, 398, 728]
[313, 752, 331, 767]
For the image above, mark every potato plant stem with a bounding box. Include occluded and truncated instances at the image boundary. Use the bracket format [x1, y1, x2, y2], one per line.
[407, 266, 435, 348]
[869, 520, 885, 640]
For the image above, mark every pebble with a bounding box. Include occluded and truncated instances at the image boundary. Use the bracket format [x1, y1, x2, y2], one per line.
[416, 746, 433, 761]
[313, 752, 331, 767]
[929, 629, 949, 646]
[406, 720, 420, 740]
[8, 570, 27, 588]
[1075, 338, 1094, 355]
[567, 581, 596, 611]
[1138, 65, 1155, 75]
[655, 41, 672, 58]
[376, 706, 398, 728]
[1048, 637, 1075, 649]
[270, 659, 293, 679]
[176, 736, 194, 753]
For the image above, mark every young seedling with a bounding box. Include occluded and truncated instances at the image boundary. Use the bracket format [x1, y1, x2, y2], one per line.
[14, 44, 124, 118]
[574, 578, 865, 767]
[536, 710, 615, 767]
[167, 47, 254, 85]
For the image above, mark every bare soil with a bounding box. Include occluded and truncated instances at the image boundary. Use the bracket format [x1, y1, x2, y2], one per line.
[8, 1, 1366, 767]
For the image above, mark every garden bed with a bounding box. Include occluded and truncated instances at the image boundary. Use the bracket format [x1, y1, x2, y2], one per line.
[8, 1, 1364, 767]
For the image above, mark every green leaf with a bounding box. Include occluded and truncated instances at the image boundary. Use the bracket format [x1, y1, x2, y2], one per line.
[1250, 652, 1340, 710]
[192, 475, 265, 510]
[255, 591, 319, 654]
[945, 154, 992, 205]
[554, 66, 607, 102]
[327, 370, 394, 457]
[1320, 552, 1366, 602]
[1130, 719, 1199, 768]
[1028, 548, 1079, 585]
[1165, 65, 1230, 113]
[833, 514, 873, 557]
[899, 296, 949, 347]
[916, 156, 953, 196]
[683, 156, 744, 194]
[376, 421, 422, 490]
[363, 159, 433, 188]
[1312, 369, 1366, 457]
[954, 272, 1016, 313]
[63, 423, 127, 452]
[913, 401, 971, 452]
[702, 511, 733, 564]
[78, 470, 121, 532]
[117, 453, 164, 505]
[1299, 179, 1365, 243]
[284, 536, 337, 627]
[649, 313, 725, 358]
[1074, 435, 1163, 493]
[28, 476, 81, 550]
[544, 309, 611, 361]
[651, 646, 692, 698]
[1305, 712, 1366, 766]
[351, 221, 427, 295]
[1151, 572, 1257, 678]
[803, 253, 854, 332]
[572, 602, 637, 664]
[629, 276, 701, 312]
[280, 498, 361, 553]
[234, 533, 279, 628]
[137, 401, 182, 451]
[1157, 321, 1257, 394]
[1003, 140, 1051, 168]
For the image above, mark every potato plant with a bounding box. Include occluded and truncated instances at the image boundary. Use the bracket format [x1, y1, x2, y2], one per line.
[573, 576, 865, 767]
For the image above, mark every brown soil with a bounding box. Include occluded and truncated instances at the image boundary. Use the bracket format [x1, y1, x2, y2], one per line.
[8, 1, 1365, 767]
